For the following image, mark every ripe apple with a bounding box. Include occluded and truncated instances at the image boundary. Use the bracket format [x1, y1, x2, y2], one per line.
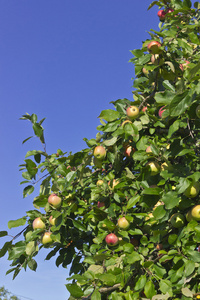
[118, 217, 130, 230]
[41, 232, 53, 245]
[93, 146, 106, 160]
[196, 105, 200, 118]
[124, 145, 135, 157]
[96, 179, 104, 186]
[142, 67, 149, 77]
[48, 193, 62, 208]
[146, 146, 152, 154]
[126, 106, 139, 120]
[147, 41, 162, 54]
[49, 216, 56, 226]
[166, 8, 174, 14]
[158, 106, 166, 118]
[170, 213, 185, 228]
[142, 106, 147, 112]
[32, 217, 45, 230]
[105, 233, 119, 246]
[97, 201, 105, 208]
[146, 161, 160, 176]
[157, 10, 166, 21]
[184, 182, 200, 198]
[191, 205, 200, 221]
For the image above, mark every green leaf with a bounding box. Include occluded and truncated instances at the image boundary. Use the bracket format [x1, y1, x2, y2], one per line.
[73, 220, 87, 231]
[184, 260, 195, 277]
[159, 280, 172, 294]
[162, 80, 175, 92]
[25, 150, 46, 158]
[126, 251, 141, 264]
[98, 274, 116, 286]
[168, 234, 177, 244]
[91, 290, 101, 300]
[153, 205, 166, 219]
[142, 187, 162, 195]
[8, 217, 26, 229]
[98, 109, 120, 122]
[135, 274, 147, 291]
[153, 264, 166, 279]
[33, 123, 44, 137]
[103, 136, 118, 146]
[0, 241, 12, 258]
[155, 91, 175, 105]
[144, 280, 156, 298]
[66, 284, 84, 298]
[22, 136, 33, 144]
[28, 258, 37, 271]
[23, 185, 34, 198]
[168, 120, 180, 138]
[127, 195, 140, 209]
[169, 91, 192, 117]
[181, 287, 193, 297]
[162, 192, 180, 209]
[0, 231, 8, 237]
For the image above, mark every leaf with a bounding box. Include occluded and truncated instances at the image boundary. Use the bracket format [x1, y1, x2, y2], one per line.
[73, 220, 87, 231]
[23, 185, 34, 198]
[155, 91, 175, 105]
[162, 80, 175, 92]
[144, 280, 156, 298]
[142, 187, 162, 195]
[159, 280, 172, 294]
[135, 274, 147, 291]
[103, 136, 118, 146]
[127, 195, 140, 209]
[169, 91, 192, 117]
[184, 260, 195, 277]
[25, 150, 46, 158]
[33, 123, 43, 137]
[28, 258, 37, 271]
[22, 136, 33, 144]
[0, 241, 12, 258]
[91, 290, 101, 300]
[168, 120, 180, 138]
[181, 287, 193, 297]
[126, 251, 141, 264]
[0, 231, 8, 237]
[66, 284, 84, 298]
[148, 1, 159, 10]
[162, 192, 180, 209]
[153, 205, 166, 219]
[98, 273, 116, 286]
[8, 217, 26, 229]
[98, 109, 120, 122]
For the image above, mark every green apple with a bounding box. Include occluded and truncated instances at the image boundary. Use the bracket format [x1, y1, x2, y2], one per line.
[96, 179, 104, 186]
[48, 193, 62, 208]
[191, 205, 200, 221]
[41, 232, 53, 245]
[93, 146, 106, 160]
[147, 41, 162, 54]
[32, 217, 45, 230]
[126, 106, 139, 120]
[170, 213, 185, 228]
[49, 216, 56, 226]
[196, 105, 200, 118]
[184, 182, 200, 198]
[186, 210, 193, 222]
[146, 161, 160, 176]
[118, 217, 130, 230]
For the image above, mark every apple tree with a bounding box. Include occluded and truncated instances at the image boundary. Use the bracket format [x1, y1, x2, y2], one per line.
[1, 0, 200, 299]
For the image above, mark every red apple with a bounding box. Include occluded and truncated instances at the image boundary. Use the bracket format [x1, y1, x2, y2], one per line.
[166, 8, 174, 14]
[124, 145, 135, 157]
[126, 106, 139, 120]
[142, 106, 147, 112]
[32, 217, 45, 230]
[41, 232, 53, 245]
[180, 60, 190, 71]
[97, 201, 105, 208]
[118, 217, 130, 230]
[147, 41, 162, 54]
[93, 146, 106, 160]
[158, 106, 166, 118]
[157, 10, 166, 21]
[48, 193, 62, 208]
[105, 233, 119, 246]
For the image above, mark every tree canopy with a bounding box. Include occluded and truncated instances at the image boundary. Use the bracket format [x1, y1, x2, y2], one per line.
[1, 0, 200, 299]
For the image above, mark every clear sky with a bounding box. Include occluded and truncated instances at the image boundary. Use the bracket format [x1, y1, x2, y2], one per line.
[0, 1, 196, 300]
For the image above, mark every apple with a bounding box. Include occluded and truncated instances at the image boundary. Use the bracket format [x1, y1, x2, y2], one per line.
[96, 179, 104, 186]
[158, 106, 166, 118]
[126, 106, 139, 120]
[121, 120, 132, 127]
[97, 201, 105, 208]
[180, 60, 190, 71]
[142, 67, 149, 77]
[146, 146, 152, 154]
[196, 105, 200, 118]
[118, 217, 130, 230]
[124, 145, 135, 157]
[170, 213, 185, 228]
[153, 201, 164, 210]
[166, 8, 174, 14]
[49, 216, 56, 226]
[184, 182, 200, 198]
[32, 217, 45, 230]
[161, 162, 171, 171]
[93, 146, 106, 160]
[142, 106, 147, 112]
[156, 243, 163, 250]
[105, 233, 119, 246]
[41, 232, 53, 245]
[186, 210, 193, 222]
[147, 41, 162, 55]
[48, 193, 62, 208]
[157, 10, 166, 21]
[191, 205, 200, 221]
[146, 161, 160, 176]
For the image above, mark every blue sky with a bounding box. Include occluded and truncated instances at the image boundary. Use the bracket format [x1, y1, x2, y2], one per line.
[0, 1, 195, 299]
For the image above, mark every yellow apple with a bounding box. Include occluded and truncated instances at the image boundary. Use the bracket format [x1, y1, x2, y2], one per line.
[184, 182, 200, 198]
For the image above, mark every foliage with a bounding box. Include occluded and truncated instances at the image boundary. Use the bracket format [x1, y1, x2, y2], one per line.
[1, 0, 200, 299]
[0, 286, 21, 300]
